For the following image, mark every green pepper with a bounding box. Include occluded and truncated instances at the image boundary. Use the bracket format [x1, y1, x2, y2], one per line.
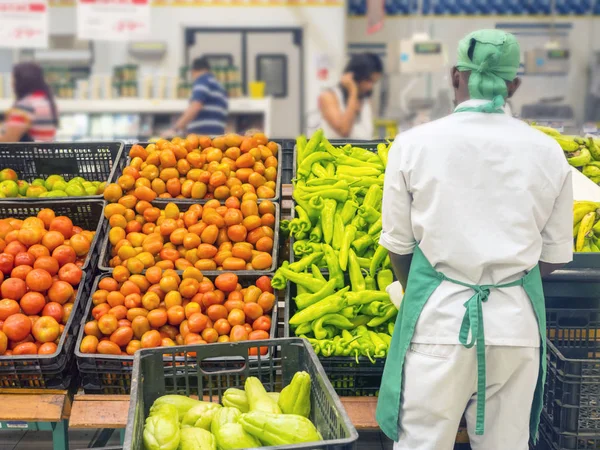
[280, 220, 290, 239]
[295, 278, 337, 310]
[388, 322, 395, 335]
[311, 264, 326, 283]
[337, 165, 382, 178]
[320, 339, 335, 357]
[288, 290, 348, 325]
[363, 184, 383, 210]
[305, 177, 339, 187]
[377, 142, 389, 167]
[272, 263, 326, 292]
[351, 315, 371, 327]
[296, 188, 349, 203]
[340, 199, 358, 225]
[298, 129, 322, 165]
[301, 335, 321, 355]
[289, 206, 312, 237]
[355, 326, 376, 363]
[351, 214, 365, 230]
[325, 325, 338, 338]
[368, 331, 387, 358]
[305, 196, 324, 221]
[338, 224, 357, 271]
[325, 162, 336, 177]
[346, 290, 390, 306]
[342, 329, 361, 361]
[311, 162, 328, 178]
[358, 204, 381, 224]
[346, 147, 385, 165]
[323, 139, 343, 158]
[321, 199, 337, 245]
[356, 255, 372, 270]
[348, 249, 366, 292]
[363, 301, 391, 316]
[369, 245, 388, 277]
[337, 174, 384, 188]
[367, 303, 398, 327]
[377, 269, 394, 291]
[352, 234, 373, 255]
[332, 213, 344, 251]
[296, 135, 308, 164]
[288, 252, 323, 273]
[294, 322, 313, 336]
[295, 180, 348, 193]
[335, 155, 384, 170]
[365, 275, 377, 290]
[323, 244, 344, 289]
[297, 152, 335, 178]
[368, 218, 382, 237]
[309, 218, 323, 243]
[377, 332, 392, 347]
[340, 306, 356, 319]
[333, 336, 345, 356]
[312, 313, 354, 339]
[293, 241, 321, 258]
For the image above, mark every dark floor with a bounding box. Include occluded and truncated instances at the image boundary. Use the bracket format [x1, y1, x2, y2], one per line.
[0, 429, 393, 449]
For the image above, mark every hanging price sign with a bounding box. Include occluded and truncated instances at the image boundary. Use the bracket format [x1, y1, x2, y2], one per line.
[77, 0, 151, 41]
[0, 1, 48, 48]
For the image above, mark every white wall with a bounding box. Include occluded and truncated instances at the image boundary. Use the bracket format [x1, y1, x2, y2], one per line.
[48, 4, 346, 126]
[347, 16, 600, 124]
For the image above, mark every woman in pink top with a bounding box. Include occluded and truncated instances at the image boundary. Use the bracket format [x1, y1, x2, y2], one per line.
[0, 62, 59, 142]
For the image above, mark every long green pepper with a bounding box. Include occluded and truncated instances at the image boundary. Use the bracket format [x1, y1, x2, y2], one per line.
[321, 199, 337, 244]
[339, 224, 357, 271]
[348, 249, 366, 292]
[323, 244, 344, 289]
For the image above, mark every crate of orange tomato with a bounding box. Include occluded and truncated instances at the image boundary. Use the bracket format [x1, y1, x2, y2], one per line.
[0, 200, 104, 388]
[75, 270, 278, 394]
[98, 198, 279, 276]
[114, 133, 281, 207]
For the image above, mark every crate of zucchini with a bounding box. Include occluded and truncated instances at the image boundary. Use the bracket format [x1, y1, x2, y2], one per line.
[276, 131, 394, 396]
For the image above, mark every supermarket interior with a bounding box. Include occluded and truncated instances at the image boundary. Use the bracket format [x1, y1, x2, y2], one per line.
[0, 1, 600, 450]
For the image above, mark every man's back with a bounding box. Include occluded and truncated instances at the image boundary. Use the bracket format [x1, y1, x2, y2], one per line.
[188, 72, 228, 136]
[381, 102, 572, 345]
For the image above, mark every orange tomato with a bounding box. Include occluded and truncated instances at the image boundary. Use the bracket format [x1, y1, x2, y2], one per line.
[229, 324, 249, 342]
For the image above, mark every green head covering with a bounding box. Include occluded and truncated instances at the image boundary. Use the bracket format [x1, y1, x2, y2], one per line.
[455, 30, 520, 113]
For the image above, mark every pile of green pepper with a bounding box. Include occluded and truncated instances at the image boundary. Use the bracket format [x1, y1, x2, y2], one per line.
[274, 131, 397, 363]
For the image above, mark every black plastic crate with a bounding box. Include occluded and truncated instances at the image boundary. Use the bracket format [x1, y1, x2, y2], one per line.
[538, 410, 600, 450]
[0, 200, 105, 271]
[123, 142, 282, 204]
[284, 280, 385, 396]
[123, 338, 358, 450]
[98, 201, 280, 275]
[0, 271, 91, 389]
[0, 141, 124, 201]
[543, 321, 600, 437]
[76, 273, 279, 394]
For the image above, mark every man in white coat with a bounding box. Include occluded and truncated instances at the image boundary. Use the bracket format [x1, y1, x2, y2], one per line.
[376, 29, 573, 450]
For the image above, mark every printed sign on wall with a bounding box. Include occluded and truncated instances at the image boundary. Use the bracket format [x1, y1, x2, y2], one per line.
[0, 1, 48, 48]
[77, 0, 151, 41]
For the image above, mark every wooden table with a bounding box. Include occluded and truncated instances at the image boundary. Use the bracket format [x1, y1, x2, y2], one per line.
[69, 395, 470, 446]
[0, 388, 70, 450]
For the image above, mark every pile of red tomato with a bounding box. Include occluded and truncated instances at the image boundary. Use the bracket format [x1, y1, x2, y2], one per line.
[0, 209, 89, 356]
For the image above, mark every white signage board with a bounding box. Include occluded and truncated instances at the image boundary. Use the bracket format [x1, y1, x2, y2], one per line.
[0, 1, 48, 49]
[77, 0, 151, 42]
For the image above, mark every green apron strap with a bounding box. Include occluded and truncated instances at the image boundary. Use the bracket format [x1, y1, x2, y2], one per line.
[439, 273, 525, 435]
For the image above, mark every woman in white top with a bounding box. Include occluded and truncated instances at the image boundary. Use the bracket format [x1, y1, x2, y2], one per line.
[318, 53, 383, 140]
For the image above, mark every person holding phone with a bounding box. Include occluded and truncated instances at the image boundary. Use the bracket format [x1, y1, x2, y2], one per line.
[317, 53, 383, 140]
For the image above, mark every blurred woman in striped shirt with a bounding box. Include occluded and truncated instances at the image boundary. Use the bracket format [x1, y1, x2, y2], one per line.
[0, 62, 58, 142]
